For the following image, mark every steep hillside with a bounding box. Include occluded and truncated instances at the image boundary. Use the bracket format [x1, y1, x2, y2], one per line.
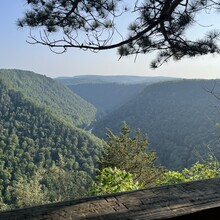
[0, 75, 104, 207]
[0, 69, 96, 127]
[68, 83, 146, 115]
[93, 80, 220, 170]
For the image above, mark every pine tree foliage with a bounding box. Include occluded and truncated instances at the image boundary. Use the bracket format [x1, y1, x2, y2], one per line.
[99, 122, 164, 187]
[18, 0, 220, 67]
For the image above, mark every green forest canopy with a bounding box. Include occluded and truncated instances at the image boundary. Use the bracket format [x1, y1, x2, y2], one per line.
[1, 70, 220, 210]
[0, 70, 104, 208]
[0, 69, 96, 128]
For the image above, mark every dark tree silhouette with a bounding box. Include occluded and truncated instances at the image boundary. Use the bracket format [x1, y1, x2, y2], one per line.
[19, 0, 220, 67]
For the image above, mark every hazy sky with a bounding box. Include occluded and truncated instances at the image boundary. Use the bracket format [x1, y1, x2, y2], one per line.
[1, 1, 220, 79]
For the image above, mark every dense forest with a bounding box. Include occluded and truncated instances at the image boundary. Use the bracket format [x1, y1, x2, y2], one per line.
[0, 70, 104, 208]
[93, 80, 220, 170]
[0, 69, 96, 128]
[1, 70, 220, 210]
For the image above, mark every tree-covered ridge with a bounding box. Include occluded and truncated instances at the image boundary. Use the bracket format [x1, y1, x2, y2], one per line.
[0, 69, 96, 127]
[56, 75, 178, 85]
[0, 80, 104, 207]
[93, 80, 220, 170]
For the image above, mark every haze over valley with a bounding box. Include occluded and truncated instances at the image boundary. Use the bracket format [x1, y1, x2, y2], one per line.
[57, 73, 220, 170]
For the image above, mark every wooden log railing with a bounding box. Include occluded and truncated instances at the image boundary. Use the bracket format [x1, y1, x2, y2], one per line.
[0, 177, 220, 219]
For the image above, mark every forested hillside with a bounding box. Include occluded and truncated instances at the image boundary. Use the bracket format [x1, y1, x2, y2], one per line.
[2, 70, 220, 208]
[0, 72, 104, 208]
[0, 69, 96, 127]
[93, 80, 220, 170]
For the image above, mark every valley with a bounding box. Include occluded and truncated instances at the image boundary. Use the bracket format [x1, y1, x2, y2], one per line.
[1, 69, 220, 209]
[58, 75, 220, 170]
[92, 80, 220, 170]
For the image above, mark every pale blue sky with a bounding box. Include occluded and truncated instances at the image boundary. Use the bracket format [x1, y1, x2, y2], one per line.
[1, 1, 220, 79]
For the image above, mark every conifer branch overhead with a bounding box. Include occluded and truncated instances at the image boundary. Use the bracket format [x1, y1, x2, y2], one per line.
[19, 0, 220, 67]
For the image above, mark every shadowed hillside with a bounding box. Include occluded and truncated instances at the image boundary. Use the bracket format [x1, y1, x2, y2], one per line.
[93, 80, 220, 170]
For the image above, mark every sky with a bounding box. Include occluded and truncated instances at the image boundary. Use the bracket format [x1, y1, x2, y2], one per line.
[1, 1, 220, 79]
